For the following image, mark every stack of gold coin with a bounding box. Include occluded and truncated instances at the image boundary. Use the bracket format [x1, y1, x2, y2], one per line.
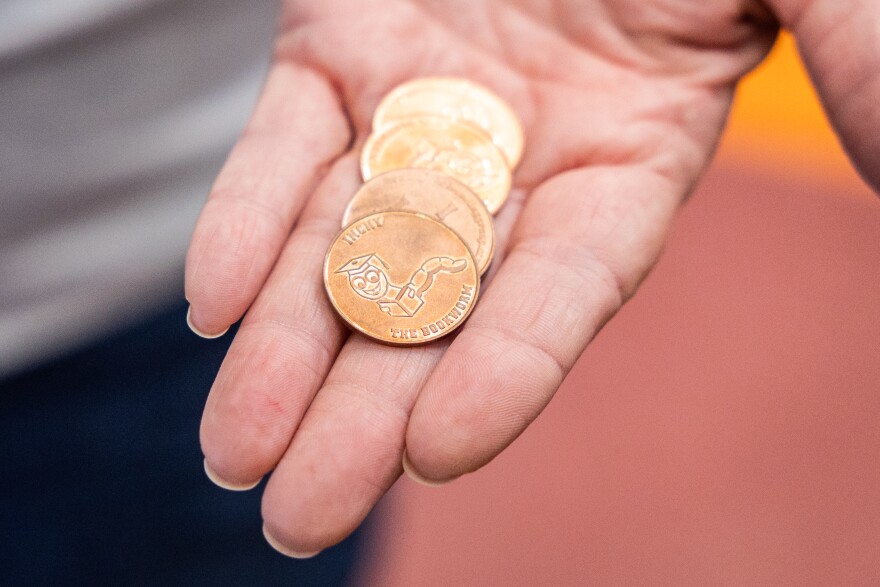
[324, 77, 523, 345]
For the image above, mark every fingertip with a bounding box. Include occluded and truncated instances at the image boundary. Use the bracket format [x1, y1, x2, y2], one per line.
[187, 306, 230, 339]
[401, 449, 457, 487]
[185, 198, 286, 336]
[262, 524, 321, 559]
[203, 459, 261, 491]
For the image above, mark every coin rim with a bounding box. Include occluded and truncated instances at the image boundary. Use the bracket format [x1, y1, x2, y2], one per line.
[341, 169, 496, 275]
[360, 116, 512, 215]
[372, 76, 524, 168]
[323, 210, 481, 346]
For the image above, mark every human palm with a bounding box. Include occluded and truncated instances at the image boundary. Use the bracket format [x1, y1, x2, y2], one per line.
[186, 0, 880, 555]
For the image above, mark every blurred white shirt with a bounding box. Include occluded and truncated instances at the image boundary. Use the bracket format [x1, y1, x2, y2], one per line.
[0, 0, 278, 376]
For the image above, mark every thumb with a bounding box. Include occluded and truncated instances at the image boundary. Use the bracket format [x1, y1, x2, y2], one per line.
[769, 0, 880, 193]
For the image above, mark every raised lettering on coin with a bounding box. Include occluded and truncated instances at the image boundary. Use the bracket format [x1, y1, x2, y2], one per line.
[324, 211, 479, 345]
[342, 169, 495, 274]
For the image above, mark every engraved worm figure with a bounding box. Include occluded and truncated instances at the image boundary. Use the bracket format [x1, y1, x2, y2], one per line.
[336, 253, 467, 317]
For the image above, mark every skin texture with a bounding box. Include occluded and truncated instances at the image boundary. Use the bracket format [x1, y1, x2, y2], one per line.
[185, 0, 880, 555]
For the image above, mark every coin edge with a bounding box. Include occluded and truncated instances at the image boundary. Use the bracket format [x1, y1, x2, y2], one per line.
[341, 169, 496, 275]
[372, 76, 524, 168]
[360, 116, 512, 214]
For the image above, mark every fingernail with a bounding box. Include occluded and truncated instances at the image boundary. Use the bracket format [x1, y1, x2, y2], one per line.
[186, 306, 229, 339]
[401, 449, 456, 487]
[262, 525, 320, 559]
[203, 459, 261, 491]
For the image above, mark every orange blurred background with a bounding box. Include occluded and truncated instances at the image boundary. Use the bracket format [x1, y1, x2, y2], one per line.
[359, 33, 880, 585]
[721, 33, 868, 194]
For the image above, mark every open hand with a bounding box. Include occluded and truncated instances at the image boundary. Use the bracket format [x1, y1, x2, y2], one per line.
[185, 0, 880, 556]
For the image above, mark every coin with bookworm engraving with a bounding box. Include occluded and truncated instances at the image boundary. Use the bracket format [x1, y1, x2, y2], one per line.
[342, 169, 495, 275]
[373, 77, 524, 168]
[324, 211, 479, 345]
[361, 117, 511, 214]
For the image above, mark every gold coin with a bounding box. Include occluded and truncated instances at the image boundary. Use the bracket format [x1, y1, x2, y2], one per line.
[373, 77, 524, 168]
[324, 211, 479, 345]
[342, 169, 495, 275]
[361, 117, 511, 214]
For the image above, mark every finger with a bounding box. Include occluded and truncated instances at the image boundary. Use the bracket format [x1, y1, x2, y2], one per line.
[199, 154, 360, 488]
[405, 165, 686, 483]
[185, 62, 351, 335]
[259, 188, 527, 553]
[769, 0, 880, 191]
[261, 338, 445, 554]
